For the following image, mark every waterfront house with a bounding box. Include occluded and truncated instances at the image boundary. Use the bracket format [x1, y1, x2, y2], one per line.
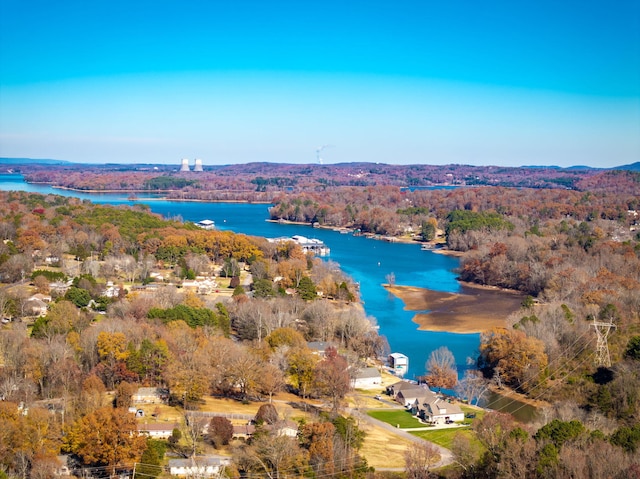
[388, 352, 409, 376]
[414, 396, 465, 425]
[387, 381, 431, 407]
[196, 219, 216, 230]
[351, 367, 382, 389]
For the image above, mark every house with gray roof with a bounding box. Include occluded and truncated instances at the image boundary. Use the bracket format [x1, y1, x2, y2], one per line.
[351, 367, 382, 389]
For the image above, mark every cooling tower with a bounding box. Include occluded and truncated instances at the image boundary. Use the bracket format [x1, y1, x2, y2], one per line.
[194, 158, 203, 172]
[179, 158, 190, 172]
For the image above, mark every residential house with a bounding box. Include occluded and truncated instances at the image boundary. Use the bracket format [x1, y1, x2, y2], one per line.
[269, 420, 299, 437]
[307, 341, 336, 356]
[24, 297, 48, 317]
[232, 424, 256, 439]
[132, 387, 169, 404]
[30, 293, 52, 303]
[49, 280, 72, 295]
[387, 381, 431, 407]
[168, 456, 230, 477]
[351, 367, 382, 389]
[138, 422, 178, 439]
[413, 396, 465, 425]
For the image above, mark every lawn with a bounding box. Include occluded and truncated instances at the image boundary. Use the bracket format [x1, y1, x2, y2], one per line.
[410, 427, 474, 450]
[367, 409, 425, 429]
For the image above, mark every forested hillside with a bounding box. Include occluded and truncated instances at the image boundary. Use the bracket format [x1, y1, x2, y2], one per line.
[0, 191, 378, 478]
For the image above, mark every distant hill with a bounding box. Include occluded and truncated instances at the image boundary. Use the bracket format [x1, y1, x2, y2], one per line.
[0, 157, 72, 165]
[613, 162, 640, 171]
[521, 165, 600, 170]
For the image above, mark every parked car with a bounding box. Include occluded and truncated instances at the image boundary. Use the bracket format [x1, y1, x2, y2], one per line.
[374, 395, 382, 400]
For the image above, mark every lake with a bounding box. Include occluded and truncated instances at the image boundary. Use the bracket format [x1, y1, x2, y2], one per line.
[0, 174, 479, 380]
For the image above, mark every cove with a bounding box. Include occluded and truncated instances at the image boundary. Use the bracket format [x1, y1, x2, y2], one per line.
[0, 174, 479, 380]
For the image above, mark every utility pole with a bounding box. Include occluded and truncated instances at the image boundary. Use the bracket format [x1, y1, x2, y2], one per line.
[591, 317, 616, 367]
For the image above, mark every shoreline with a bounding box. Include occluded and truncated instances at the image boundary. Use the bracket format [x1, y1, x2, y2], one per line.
[385, 283, 524, 334]
[25, 182, 273, 204]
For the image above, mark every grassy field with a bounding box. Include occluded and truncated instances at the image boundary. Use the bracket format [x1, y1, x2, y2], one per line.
[460, 404, 486, 424]
[411, 405, 486, 452]
[367, 409, 425, 429]
[410, 427, 474, 450]
[358, 421, 415, 469]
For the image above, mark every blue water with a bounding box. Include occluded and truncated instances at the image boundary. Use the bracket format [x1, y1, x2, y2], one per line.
[0, 174, 480, 379]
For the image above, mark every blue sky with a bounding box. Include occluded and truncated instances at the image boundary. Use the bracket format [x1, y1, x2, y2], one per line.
[0, 0, 638, 167]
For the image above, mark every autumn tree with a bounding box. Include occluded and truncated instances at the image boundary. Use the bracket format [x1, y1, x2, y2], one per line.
[256, 363, 285, 403]
[255, 403, 279, 425]
[423, 346, 457, 390]
[478, 327, 548, 393]
[238, 433, 308, 479]
[300, 422, 336, 476]
[286, 347, 318, 400]
[64, 406, 146, 475]
[313, 348, 351, 412]
[206, 416, 234, 448]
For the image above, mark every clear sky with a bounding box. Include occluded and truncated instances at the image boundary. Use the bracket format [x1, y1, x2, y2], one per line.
[1, 0, 638, 167]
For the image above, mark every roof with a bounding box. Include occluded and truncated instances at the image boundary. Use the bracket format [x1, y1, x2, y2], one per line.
[389, 352, 408, 359]
[233, 424, 256, 435]
[396, 386, 430, 399]
[307, 341, 335, 352]
[138, 423, 178, 432]
[354, 367, 381, 379]
[168, 456, 230, 467]
[419, 397, 464, 416]
[134, 387, 168, 396]
[389, 381, 421, 393]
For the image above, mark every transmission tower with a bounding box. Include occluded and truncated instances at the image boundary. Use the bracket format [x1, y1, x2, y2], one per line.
[590, 317, 616, 367]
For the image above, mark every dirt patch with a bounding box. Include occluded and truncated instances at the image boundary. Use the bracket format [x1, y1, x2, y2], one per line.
[385, 284, 525, 334]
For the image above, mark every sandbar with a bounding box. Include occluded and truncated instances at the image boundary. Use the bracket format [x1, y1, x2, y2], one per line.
[385, 283, 525, 334]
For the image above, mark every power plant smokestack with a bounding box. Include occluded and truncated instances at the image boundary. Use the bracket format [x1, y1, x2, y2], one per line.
[193, 158, 203, 172]
[179, 158, 190, 172]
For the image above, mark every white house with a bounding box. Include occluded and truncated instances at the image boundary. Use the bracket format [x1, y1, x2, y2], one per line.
[388, 352, 409, 376]
[414, 396, 465, 425]
[138, 422, 178, 439]
[351, 367, 382, 389]
[168, 456, 231, 477]
[196, 219, 216, 230]
[269, 420, 299, 437]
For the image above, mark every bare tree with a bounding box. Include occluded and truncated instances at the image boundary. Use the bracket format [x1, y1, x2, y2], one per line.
[404, 442, 440, 479]
[455, 369, 489, 406]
